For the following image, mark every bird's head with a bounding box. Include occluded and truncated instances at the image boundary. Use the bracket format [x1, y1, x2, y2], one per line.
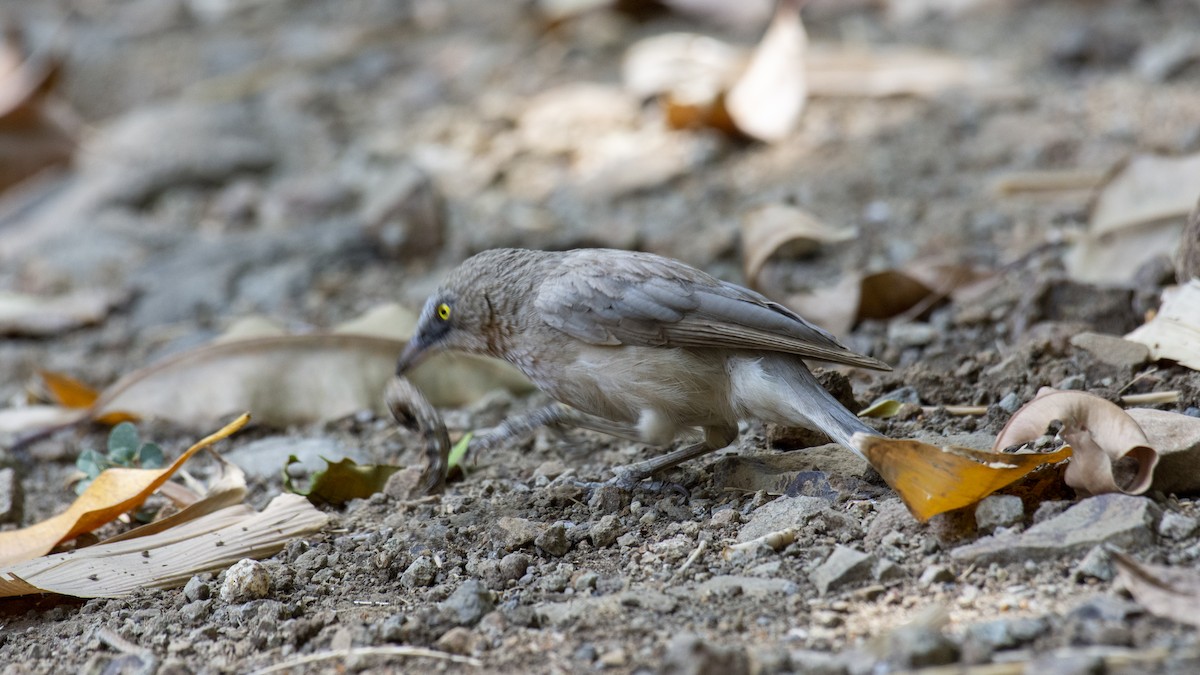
[394, 284, 492, 375]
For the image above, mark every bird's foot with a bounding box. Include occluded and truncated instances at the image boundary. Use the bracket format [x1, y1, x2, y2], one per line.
[573, 469, 690, 500]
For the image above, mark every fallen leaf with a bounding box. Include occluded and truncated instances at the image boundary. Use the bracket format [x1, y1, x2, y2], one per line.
[724, 0, 808, 142]
[448, 433, 473, 472]
[782, 264, 992, 334]
[0, 414, 249, 566]
[741, 204, 855, 289]
[0, 289, 126, 337]
[623, 32, 742, 102]
[1065, 153, 1200, 284]
[0, 30, 77, 194]
[1125, 279, 1200, 371]
[36, 370, 100, 408]
[856, 399, 905, 419]
[855, 433, 1072, 522]
[0, 493, 327, 599]
[1112, 551, 1200, 628]
[284, 455, 403, 505]
[994, 389, 1158, 496]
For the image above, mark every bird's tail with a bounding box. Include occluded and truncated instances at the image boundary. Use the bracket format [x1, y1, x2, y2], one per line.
[742, 353, 879, 459]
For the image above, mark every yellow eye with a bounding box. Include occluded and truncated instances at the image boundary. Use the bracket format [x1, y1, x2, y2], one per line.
[436, 303, 451, 321]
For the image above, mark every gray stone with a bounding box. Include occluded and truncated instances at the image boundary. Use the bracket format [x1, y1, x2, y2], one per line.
[494, 516, 542, 550]
[975, 494, 1024, 533]
[883, 624, 960, 668]
[1032, 500, 1073, 524]
[1054, 374, 1087, 390]
[967, 617, 1046, 649]
[360, 162, 445, 261]
[589, 514, 623, 548]
[440, 580, 494, 627]
[1158, 511, 1198, 540]
[1069, 332, 1150, 368]
[229, 437, 362, 480]
[873, 559, 905, 582]
[997, 392, 1021, 414]
[1135, 35, 1200, 82]
[661, 633, 750, 675]
[1024, 651, 1104, 675]
[1074, 546, 1114, 581]
[692, 576, 799, 599]
[180, 600, 211, 623]
[536, 589, 678, 627]
[219, 559, 271, 603]
[810, 546, 875, 595]
[498, 553, 531, 582]
[951, 494, 1160, 564]
[401, 556, 438, 588]
[183, 576, 210, 602]
[0, 468, 23, 524]
[736, 496, 846, 543]
[588, 485, 630, 514]
[535, 522, 571, 557]
[887, 322, 936, 349]
[919, 565, 956, 588]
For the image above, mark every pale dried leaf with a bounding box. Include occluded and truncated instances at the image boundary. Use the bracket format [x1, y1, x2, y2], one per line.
[622, 33, 742, 101]
[99, 458, 248, 545]
[0, 494, 327, 599]
[213, 316, 287, 343]
[1127, 407, 1200, 495]
[1112, 551, 1200, 628]
[1065, 154, 1200, 284]
[741, 204, 855, 289]
[0, 405, 84, 435]
[0, 289, 126, 337]
[724, 0, 807, 142]
[1125, 279, 1200, 371]
[995, 389, 1158, 496]
[536, 0, 613, 22]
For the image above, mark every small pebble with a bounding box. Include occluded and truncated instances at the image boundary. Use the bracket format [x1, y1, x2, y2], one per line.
[219, 559, 271, 603]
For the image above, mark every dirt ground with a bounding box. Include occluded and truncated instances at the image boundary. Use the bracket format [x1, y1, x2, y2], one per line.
[2, 0, 1200, 673]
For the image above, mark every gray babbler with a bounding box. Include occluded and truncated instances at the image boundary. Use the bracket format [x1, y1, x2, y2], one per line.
[395, 247, 889, 486]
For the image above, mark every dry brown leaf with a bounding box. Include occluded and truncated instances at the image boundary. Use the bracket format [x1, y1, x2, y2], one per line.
[782, 264, 991, 334]
[1125, 279, 1200, 371]
[0, 414, 249, 566]
[854, 433, 1072, 522]
[724, 0, 808, 142]
[36, 370, 101, 408]
[0, 289, 127, 337]
[995, 388, 1158, 496]
[0, 493, 327, 599]
[99, 456, 248, 545]
[1112, 551, 1200, 628]
[0, 31, 76, 194]
[1126, 407, 1200, 495]
[741, 204, 855, 289]
[1066, 153, 1200, 284]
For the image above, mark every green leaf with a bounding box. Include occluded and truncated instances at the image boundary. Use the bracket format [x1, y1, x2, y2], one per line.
[283, 456, 403, 506]
[137, 443, 165, 469]
[108, 422, 140, 459]
[75, 449, 108, 479]
[447, 432, 473, 472]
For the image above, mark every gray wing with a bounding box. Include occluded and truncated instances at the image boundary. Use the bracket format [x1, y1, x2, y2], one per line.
[535, 249, 891, 371]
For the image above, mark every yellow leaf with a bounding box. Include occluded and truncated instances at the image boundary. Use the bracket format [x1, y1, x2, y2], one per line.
[0, 414, 249, 566]
[37, 370, 100, 409]
[855, 433, 1072, 522]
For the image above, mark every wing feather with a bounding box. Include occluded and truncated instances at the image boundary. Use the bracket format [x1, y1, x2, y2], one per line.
[535, 249, 890, 370]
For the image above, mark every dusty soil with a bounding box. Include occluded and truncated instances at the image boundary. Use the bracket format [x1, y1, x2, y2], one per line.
[2, 0, 1200, 673]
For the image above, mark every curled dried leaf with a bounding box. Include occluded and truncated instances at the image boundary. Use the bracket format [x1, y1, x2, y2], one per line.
[1112, 551, 1200, 629]
[724, 0, 808, 142]
[1125, 279, 1200, 371]
[996, 388, 1158, 496]
[386, 375, 451, 494]
[741, 204, 854, 290]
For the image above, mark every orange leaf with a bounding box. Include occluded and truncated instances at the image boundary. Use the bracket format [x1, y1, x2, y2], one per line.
[37, 370, 100, 409]
[0, 414, 249, 566]
[854, 433, 1072, 522]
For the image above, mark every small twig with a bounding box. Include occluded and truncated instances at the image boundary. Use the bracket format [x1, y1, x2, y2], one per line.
[725, 528, 797, 557]
[247, 646, 482, 674]
[1120, 391, 1180, 406]
[923, 405, 989, 416]
[673, 539, 708, 579]
[990, 169, 1106, 196]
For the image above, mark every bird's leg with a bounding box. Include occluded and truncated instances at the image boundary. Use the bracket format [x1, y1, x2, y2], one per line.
[578, 424, 738, 496]
[466, 403, 644, 463]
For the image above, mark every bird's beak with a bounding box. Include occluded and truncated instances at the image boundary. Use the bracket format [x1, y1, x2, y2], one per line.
[395, 334, 430, 375]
